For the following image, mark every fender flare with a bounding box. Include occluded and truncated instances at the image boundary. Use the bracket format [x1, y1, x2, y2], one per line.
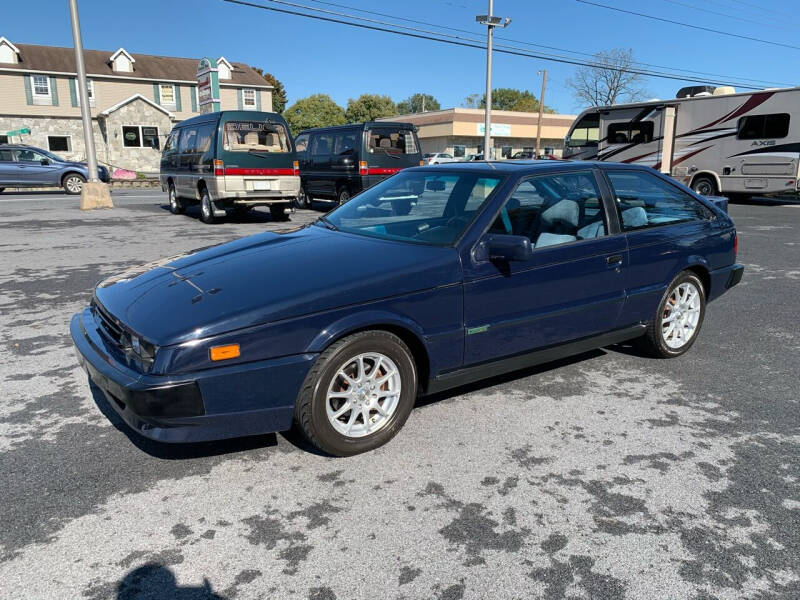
[306, 310, 429, 354]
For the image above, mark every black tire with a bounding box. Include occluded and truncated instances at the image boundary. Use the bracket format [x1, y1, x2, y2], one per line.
[63, 173, 86, 195]
[270, 203, 291, 221]
[295, 186, 311, 209]
[199, 187, 217, 224]
[295, 330, 418, 456]
[691, 176, 717, 197]
[337, 186, 350, 206]
[0, 188, 5, 194]
[640, 271, 706, 358]
[168, 182, 184, 214]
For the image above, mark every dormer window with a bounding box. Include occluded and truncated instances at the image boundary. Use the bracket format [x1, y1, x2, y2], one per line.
[217, 57, 233, 80]
[0, 37, 20, 64]
[109, 48, 135, 72]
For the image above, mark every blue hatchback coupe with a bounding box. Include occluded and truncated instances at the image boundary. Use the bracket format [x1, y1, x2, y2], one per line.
[71, 161, 743, 455]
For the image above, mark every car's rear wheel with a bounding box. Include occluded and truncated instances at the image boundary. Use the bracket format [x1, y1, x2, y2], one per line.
[63, 173, 85, 195]
[295, 186, 310, 209]
[295, 331, 417, 456]
[168, 183, 184, 214]
[270, 203, 291, 221]
[691, 176, 717, 197]
[641, 271, 706, 358]
[337, 186, 350, 205]
[199, 187, 217, 224]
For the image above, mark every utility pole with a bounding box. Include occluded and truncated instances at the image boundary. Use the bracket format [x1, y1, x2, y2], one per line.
[69, 0, 112, 208]
[535, 69, 547, 159]
[476, 3, 510, 160]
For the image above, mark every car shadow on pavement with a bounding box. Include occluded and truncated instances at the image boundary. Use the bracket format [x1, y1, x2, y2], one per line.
[112, 564, 228, 599]
[156, 204, 278, 224]
[730, 195, 800, 206]
[89, 382, 277, 460]
[0, 189, 71, 196]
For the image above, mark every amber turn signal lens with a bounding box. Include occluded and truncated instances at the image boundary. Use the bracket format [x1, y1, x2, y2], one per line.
[209, 344, 240, 361]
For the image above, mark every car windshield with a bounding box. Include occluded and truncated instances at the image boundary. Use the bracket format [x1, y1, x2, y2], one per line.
[223, 121, 291, 153]
[322, 170, 503, 246]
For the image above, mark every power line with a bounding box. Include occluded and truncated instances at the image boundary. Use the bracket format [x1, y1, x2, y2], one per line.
[575, 0, 800, 51]
[303, 0, 792, 87]
[222, 0, 787, 90]
[722, 0, 796, 19]
[658, 0, 792, 31]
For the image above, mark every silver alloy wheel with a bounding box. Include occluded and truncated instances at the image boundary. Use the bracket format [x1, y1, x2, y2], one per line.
[65, 176, 83, 194]
[661, 282, 701, 349]
[325, 352, 401, 438]
[201, 193, 211, 220]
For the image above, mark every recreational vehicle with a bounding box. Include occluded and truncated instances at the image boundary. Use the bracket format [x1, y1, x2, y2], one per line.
[563, 86, 800, 200]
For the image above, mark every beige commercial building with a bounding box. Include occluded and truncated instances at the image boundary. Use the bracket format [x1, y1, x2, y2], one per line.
[383, 108, 576, 159]
[0, 37, 272, 174]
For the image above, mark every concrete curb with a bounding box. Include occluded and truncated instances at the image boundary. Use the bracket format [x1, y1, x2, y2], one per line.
[4, 180, 162, 192]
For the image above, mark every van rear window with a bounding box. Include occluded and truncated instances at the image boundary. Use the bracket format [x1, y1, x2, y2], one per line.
[367, 128, 418, 154]
[223, 121, 290, 153]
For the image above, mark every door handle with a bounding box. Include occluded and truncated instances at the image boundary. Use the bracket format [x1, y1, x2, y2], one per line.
[606, 254, 623, 266]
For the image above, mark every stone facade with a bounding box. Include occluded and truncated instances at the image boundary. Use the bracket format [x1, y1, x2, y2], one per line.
[1, 98, 174, 174]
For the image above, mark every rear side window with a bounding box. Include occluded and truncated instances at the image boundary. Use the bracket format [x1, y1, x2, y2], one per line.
[606, 170, 711, 231]
[223, 121, 290, 153]
[737, 113, 790, 139]
[178, 128, 197, 154]
[607, 121, 654, 144]
[310, 133, 334, 156]
[333, 131, 358, 155]
[367, 128, 418, 154]
[0, 149, 14, 161]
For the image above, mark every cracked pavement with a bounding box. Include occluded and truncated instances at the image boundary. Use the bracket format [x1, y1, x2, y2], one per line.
[0, 190, 798, 599]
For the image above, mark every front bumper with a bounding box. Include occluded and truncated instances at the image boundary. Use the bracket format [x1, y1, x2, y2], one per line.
[71, 308, 316, 443]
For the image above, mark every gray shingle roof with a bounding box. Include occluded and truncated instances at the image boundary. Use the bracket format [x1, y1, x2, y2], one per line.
[8, 43, 271, 88]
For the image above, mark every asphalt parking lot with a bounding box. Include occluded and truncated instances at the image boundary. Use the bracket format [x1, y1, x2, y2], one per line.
[0, 188, 798, 599]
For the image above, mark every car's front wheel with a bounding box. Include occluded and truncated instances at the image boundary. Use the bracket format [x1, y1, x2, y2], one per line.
[295, 331, 417, 456]
[642, 271, 706, 358]
[63, 173, 86, 195]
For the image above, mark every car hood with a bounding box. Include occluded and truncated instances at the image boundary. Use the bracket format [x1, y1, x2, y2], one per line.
[94, 225, 461, 346]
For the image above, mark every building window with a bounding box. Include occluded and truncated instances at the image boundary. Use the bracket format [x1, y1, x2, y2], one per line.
[47, 136, 71, 152]
[159, 84, 176, 107]
[76, 79, 95, 106]
[453, 144, 466, 158]
[242, 89, 256, 109]
[122, 126, 160, 149]
[31, 74, 52, 105]
[0, 135, 8, 144]
[501, 145, 512, 159]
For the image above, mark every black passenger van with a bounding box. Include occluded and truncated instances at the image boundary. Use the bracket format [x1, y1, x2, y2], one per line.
[294, 122, 422, 206]
[160, 111, 299, 223]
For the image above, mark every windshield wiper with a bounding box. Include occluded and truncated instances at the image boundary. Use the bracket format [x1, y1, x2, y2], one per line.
[315, 217, 338, 231]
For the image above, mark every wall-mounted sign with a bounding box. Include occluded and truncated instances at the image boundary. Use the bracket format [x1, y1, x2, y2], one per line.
[197, 57, 221, 113]
[477, 123, 512, 136]
[124, 131, 137, 141]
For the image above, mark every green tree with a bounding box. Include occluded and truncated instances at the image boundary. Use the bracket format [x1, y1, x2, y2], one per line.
[283, 94, 346, 133]
[252, 68, 287, 113]
[478, 88, 554, 113]
[462, 93, 481, 108]
[397, 93, 441, 114]
[345, 94, 397, 123]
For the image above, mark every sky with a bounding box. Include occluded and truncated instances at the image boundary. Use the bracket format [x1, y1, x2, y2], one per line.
[2, 0, 798, 115]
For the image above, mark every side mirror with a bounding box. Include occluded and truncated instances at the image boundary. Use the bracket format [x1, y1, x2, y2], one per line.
[40, 158, 50, 165]
[475, 234, 533, 262]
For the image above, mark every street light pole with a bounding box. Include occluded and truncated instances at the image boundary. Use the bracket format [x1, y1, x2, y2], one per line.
[69, 0, 98, 181]
[535, 69, 547, 159]
[476, 3, 510, 160]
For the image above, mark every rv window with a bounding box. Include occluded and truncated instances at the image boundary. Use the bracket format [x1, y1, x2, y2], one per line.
[567, 114, 599, 147]
[737, 113, 790, 140]
[607, 122, 654, 145]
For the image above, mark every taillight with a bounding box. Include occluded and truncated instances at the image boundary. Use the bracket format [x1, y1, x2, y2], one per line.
[359, 160, 368, 176]
[734, 232, 738, 258]
[293, 160, 299, 176]
[213, 159, 224, 176]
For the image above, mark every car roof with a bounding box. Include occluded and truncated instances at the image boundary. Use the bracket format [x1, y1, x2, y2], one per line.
[0, 143, 47, 152]
[406, 160, 646, 175]
[297, 121, 415, 135]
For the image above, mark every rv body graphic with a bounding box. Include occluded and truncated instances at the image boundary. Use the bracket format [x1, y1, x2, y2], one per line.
[563, 87, 800, 198]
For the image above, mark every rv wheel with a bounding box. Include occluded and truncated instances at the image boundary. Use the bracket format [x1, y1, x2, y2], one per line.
[691, 176, 717, 197]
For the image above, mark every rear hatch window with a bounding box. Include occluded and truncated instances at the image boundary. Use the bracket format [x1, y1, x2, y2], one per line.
[367, 128, 419, 156]
[223, 121, 291, 154]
